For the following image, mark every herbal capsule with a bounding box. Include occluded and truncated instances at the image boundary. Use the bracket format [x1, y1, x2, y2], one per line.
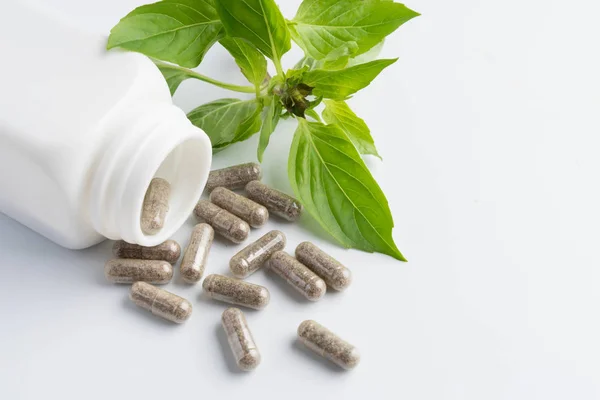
[267, 251, 326, 301]
[245, 180, 303, 221]
[297, 320, 360, 370]
[112, 240, 181, 264]
[221, 308, 261, 371]
[180, 223, 214, 283]
[203, 274, 270, 310]
[210, 187, 269, 228]
[295, 242, 352, 291]
[141, 177, 170, 235]
[194, 200, 250, 243]
[230, 230, 286, 278]
[104, 259, 173, 284]
[206, 162, 262, 192]
[129, 282, 192, 323]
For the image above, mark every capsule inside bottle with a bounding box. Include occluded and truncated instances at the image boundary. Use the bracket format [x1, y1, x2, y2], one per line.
[140, 177, 171, 235]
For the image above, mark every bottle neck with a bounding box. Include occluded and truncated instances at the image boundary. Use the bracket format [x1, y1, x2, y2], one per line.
[89, 103, 212, 246]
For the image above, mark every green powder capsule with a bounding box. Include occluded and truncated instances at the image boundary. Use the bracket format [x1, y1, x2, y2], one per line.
[298, 320, 360, 370]
[105, 259, 173, 284]
[222, 308, 261, 371]
[295, 242, 352, 291]
[245, 180, 303, 222]
[210, 187, 269, 228]
[230, 230, 286, 279]
[205, 163, 262, 192]
[194, 200, 250, 243]
[129, 282, 192, 323]
[180, 223, 214, 283]
[267, 251, 326, 301]
[203, 274, 270, 310]
[112, 240, 181, 264]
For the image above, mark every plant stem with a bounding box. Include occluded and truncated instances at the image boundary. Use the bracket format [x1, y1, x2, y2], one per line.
[193, 73, 256, 93]
[189, 71, 256, 93]
[156, 62, 256, 93]
[273, 57, 285, 78]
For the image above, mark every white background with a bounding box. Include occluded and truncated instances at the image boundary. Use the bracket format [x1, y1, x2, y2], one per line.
[1, 0, 599, 399]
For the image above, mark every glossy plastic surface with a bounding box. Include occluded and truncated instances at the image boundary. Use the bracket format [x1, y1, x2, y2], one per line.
[221, 308, 261, 371]
[230, 230, 286, 278]
[203, 274, 270, 310]
[180, 223, 214, 283]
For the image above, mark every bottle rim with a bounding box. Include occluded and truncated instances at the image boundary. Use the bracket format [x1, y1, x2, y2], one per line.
[89, 104, 211, 246]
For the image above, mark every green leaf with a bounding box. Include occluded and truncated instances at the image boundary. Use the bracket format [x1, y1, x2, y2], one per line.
[294, 42, 359, 71]
[107, 0, 223, 68]
[301, 59, 397, 100]
[308, 96, 323, 110]
[305, 109, 322, 122]
[257, 96, 282, 162]
[347, 40, 385, 68]
[285, 66, 309, 84]
[220, 37, 268, 89]
[289, 0, 418, 61]
[229, 102, 264, 144]
[288, 119, 405, 260]
[322, 100, 380, 158]
[319, 42, 358, 70]
[155, 62, 192, 95]
[215, 0, 291, 64]
[294, 57, 319, 71]
[321, 56, 350, 71]
[187, 99, 261, 150]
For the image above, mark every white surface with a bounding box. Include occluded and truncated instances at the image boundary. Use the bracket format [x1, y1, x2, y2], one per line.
[1, 0, 599, 399]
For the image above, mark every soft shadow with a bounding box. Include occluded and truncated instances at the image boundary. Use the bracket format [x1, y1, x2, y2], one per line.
[291, 339, 346, 374]
[211, 233, 241, 249]
[80, 243, 112, 285]
[296, 214, 339, 246]
[121, 295, 180, 328]
[0, 215, 111, 285]
[183, 212, 202, 230]
[172, 273, 192, 287]
[197, 290, 228, 312]
[215, 324, 246, 374]
[325, 286, 347, 296]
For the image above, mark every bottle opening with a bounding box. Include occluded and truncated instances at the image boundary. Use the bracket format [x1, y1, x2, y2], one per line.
[136, 135, 211, 245]
[90, 105, 212, 246]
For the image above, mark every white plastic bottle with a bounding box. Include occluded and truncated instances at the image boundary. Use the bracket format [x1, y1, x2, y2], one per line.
[0, 2, 212, 249]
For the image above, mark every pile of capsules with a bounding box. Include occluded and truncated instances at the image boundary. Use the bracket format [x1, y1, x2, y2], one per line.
[104, 163, 360, 371]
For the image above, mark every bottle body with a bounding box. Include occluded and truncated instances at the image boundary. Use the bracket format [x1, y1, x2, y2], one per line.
[0, 3, 212, 249]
